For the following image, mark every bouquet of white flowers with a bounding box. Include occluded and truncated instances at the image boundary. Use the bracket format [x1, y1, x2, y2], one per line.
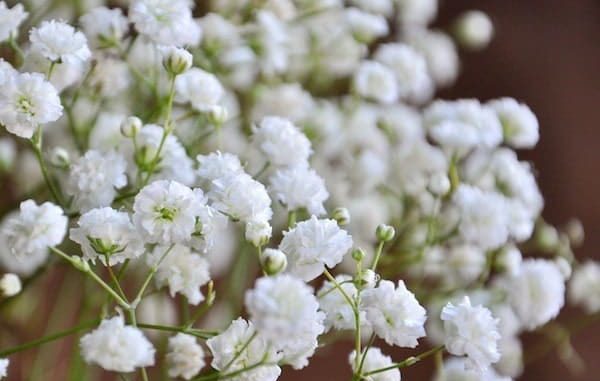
[0, 1, 596, 380]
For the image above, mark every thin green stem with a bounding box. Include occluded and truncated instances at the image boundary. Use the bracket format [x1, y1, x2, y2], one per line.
[322, 269, 356, 310]
[132, 244, 175, 306]
[287, 210, 297, 228]
[136, 323, 218, 339]
[370, 241, 385, 271]
[363, 345, 445, 376]
[30, 126, 65, 207]
[7, 37, 25, 67]
[223, 332, 257, 371]
[47, 61, 57, 80]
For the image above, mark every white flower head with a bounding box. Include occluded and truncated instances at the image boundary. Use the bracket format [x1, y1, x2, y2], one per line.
[345, 8, 389, 42]
[166, 333, 205, 380]
[29, 20, 91, 64]
[0, 1, 28, 42]
[569, 261, 600, 313]
[487, 97, 539, 149]
[269, 166, 329, 215]
[66, 150, 127, 212]
[196, 151, 243, 183]
[148, 244, 211, 305]
[441, 296, 501, 370]
[79, 6, 129, 48]
[253, 116, 312, 168]
[2, 200, 67, 258]
[405, 28, 459, 87]
[349, 347, 400, 381]
[190, 204, 228, 254]
[0, 273, 21, 297]
[206, 318, 281, 381]
[361, 280, 427, 348]
[80, 315, 155, 372]
[175, 68, 224, 112]
[353, 60, 399, 104]
[70, 207, 144, 266]
[434, 357, 511, 381]
[279, 216, 353, 281]
[0, 72, 63, 138]
[318, 274, 365, 332]
[133, 180, 201, 244]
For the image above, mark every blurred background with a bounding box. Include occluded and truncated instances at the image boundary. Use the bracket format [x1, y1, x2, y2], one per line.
[287, 0, 600, 380]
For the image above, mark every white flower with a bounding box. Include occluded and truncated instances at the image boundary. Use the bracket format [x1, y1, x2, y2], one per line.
[0, 72, 63, 138]
[190, 205, 228, 254]
[66, 150, 127, 212]
[2, 200, 67, 258]
[454, 10, 494, 50]
[253, 116, 312, 168]
[434, 357, 511, 381]
[245, 274, 325, 369]
[79, 6, 129, 48]
[279, 216, 353, 281]
[374, 43, 433, 102]
[148, 244, 211, 305]
[569, 261, 600, 313]
[397, 0, 438, 26]
[441, 244, 486, 287]
[29, 20, 91, 64]
[166, 333, 205, 380]
[345, 8, 389, 42]
[269, 166, 329, 215]
[0, 358, 7, 378]
[251, 83, 314, 122]
[89, 57, 131, 97]
[0, 214, 48, 276]
[349, 347, 400, 381]
[424, 99, 503, 151]
[0, 1, 28, 43]
[245, 220, 272, 247]
[361, 280, 427, 348]
[196, 151, 243, 183]
[129, 0, 201, 47]
[89, 112, 125, 151]
[255, 10, 289, 76]
[350, 0, 394, 16]
[318, 274, 366, 332]
[441, 296, 501, 370]
[452, 185, 510, 250]
[175, 68, 224, 112]
[391, 139, 448, 196]
[487, 97, 539, 149]
[206, 318, 281, 381]
[208, 172, 273, 224]
[502, 259, 565, 330]
[353, 60, 399, 104]
[133, 180, 201, 244]
[0, 273, 21, 297]
[405, 28, 459, 87]
[70, 208, 144, 266]
[80, 315, 155, 372]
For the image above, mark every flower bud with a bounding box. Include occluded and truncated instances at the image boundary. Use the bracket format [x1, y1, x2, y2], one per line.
[495, 245, 522, 275]
[331, 207, 351, 226]
[260, 248, 287, 275]
[121, 116, 142, 138]
[564, 219, 584, 248]
[206, 105, 228, 125]
[376, 224, 395, 242]
[71, 256, 91, 272]
[351, 247, 366, 262]
[535, 223, 559, 252]
[50, 147, 70, 168]
[428, 172, 450, 196]
[355, 269, 377, 289]
[162, 47, 193, 76]
[245, 220, 272, 247]
[0, 273, 21, 297]
[453, 10, 494, 51]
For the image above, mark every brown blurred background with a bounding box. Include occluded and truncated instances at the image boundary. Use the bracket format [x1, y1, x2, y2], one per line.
[286, 0, 600, 380]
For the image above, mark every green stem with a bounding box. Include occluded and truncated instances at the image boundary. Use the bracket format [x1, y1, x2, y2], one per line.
[192, 360, 270, 381]
[287, 210, 297, 228]
[30, 126, 65, 207]
[370, 241, 385, 271]
[7, 37, 25, 67]
[363, 345, 445, 376]
[132, 244, 175, 306]
[223, 332, 257, 371]
[47, 61, 57, 80]
[136, 323, 218, 339]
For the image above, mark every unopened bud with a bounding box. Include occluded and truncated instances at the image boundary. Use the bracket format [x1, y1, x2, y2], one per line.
[121, 116, 142, 138]
[206, 105, 228, 125]
[162, 47, 193, 76]
[332, 207, 351, 226]
[351, 248, 366, 262]
[454, 10, 494, 51]
[376, 224, 395, 242]
[564, 219, 584, 248]
[260, 248, 287, 275]
[356, 269, 377, 289]
[0, 273, 21, 297]
[245, 220, 272, 247]
[535, 223, 559, 252]
[50, 147, 70, 168]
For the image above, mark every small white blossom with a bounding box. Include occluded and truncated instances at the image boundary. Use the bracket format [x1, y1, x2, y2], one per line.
[345, 8, 389, 42]
[79, 6, 129, 48]
[441, 296, 501, 370]
[434, 357, 511, 381]
[487, 97, 539, 149]
[0, 273, 21, 297]
[80, 315, 155, 372]
[279, 216, 353, 281]
[196, 151, 243, 183]
[66, 150, 127, 212]
[397, 0, 438, 26]
[454, 10, 494, 51]
[166, 333, 205, 380]
[318, 274, 366, 331]
[190, 204, 228, 254]
[29, 20, 91, 64]
[569, 261, 600, 313]
[353, 60, 399, 105]
[269, 166, 329, 215]
[0, 358, 7, 378]
[405, 28, 459, 87]
[148, 244, 211, 305]
[0, 72, 63, 138]
[70, 208, 144, 266]
[175, 68, 224, 112]
[349, 347, 400, 381]
[253, 116, 312, 168]
[0, 1, 28, 42]
[89, 57, 131, 97]
[361, 280, 427, 348]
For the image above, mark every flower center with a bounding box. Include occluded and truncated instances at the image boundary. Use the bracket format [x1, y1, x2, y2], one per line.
[17, 95, 35, 116]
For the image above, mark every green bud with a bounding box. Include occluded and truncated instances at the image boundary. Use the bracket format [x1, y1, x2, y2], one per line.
[260, 248, 287, 276]
[376, 224, 395, 242]
[162, 47, 193, 76]
[351, 248, 366, 262]
[331, 207, 351, 226]
[121, 116, 142, 138]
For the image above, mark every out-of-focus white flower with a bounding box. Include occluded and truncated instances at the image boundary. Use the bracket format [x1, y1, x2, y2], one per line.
[0, 212, 48, 276]
[70, 207, 144, 266]
[441, 244, 486, 287]
[89, 112, 126, 151]
[487, 97, 539, 149]
[190, 204, 228, 254]
[501, 259, 565, 330]
[0, 2, 28, 43]
[269, 166, 329, 215]
[89, 57, 131, 97]
[0, 72, 63, 138]
[345, 8, 389, 42]
[353, 60, 399, 105]
[175, 68, 224, 112]
[434, 357, 510, 381]
[349, 347, 400, 381]
[255, 10, 289, 76]
[361, 280, 427, 348]
[318, 274, 366, 331]
[496, 336, 523, 378]
[397, 0, 438, 26]
[80, 6, 129, 48]
[0, 137, 16, 172]
[251, 83, 314, 122]
[166, 333, 205, 380]
[80, 315, 155, 372]
[454, 10, 494, 51]
[405, 28, 459, 87]
[133, 180, 201, 244]
[245, 275, 325, 369]
[196, 151, 243, 183]
[0, 273, 21, 297]
[129, 0, 201, 47]
[374, 43, 433, 102]
[2, 200, 67, 258]
[66, 150, 127, 212]
[0, 358, 8, 378]
[161, 46, 193, 76]
[350, 0, 393, 17]
[569, 261, 600, 313]
[279, 216, 352, 281]
[495, 245, 522, 275]
[441, 296, 501, 370]
[29, 20, 91, 64]
[253, 116, 312, 168]
[391, 139, 448, 196]
[206, 318, 281, 381]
